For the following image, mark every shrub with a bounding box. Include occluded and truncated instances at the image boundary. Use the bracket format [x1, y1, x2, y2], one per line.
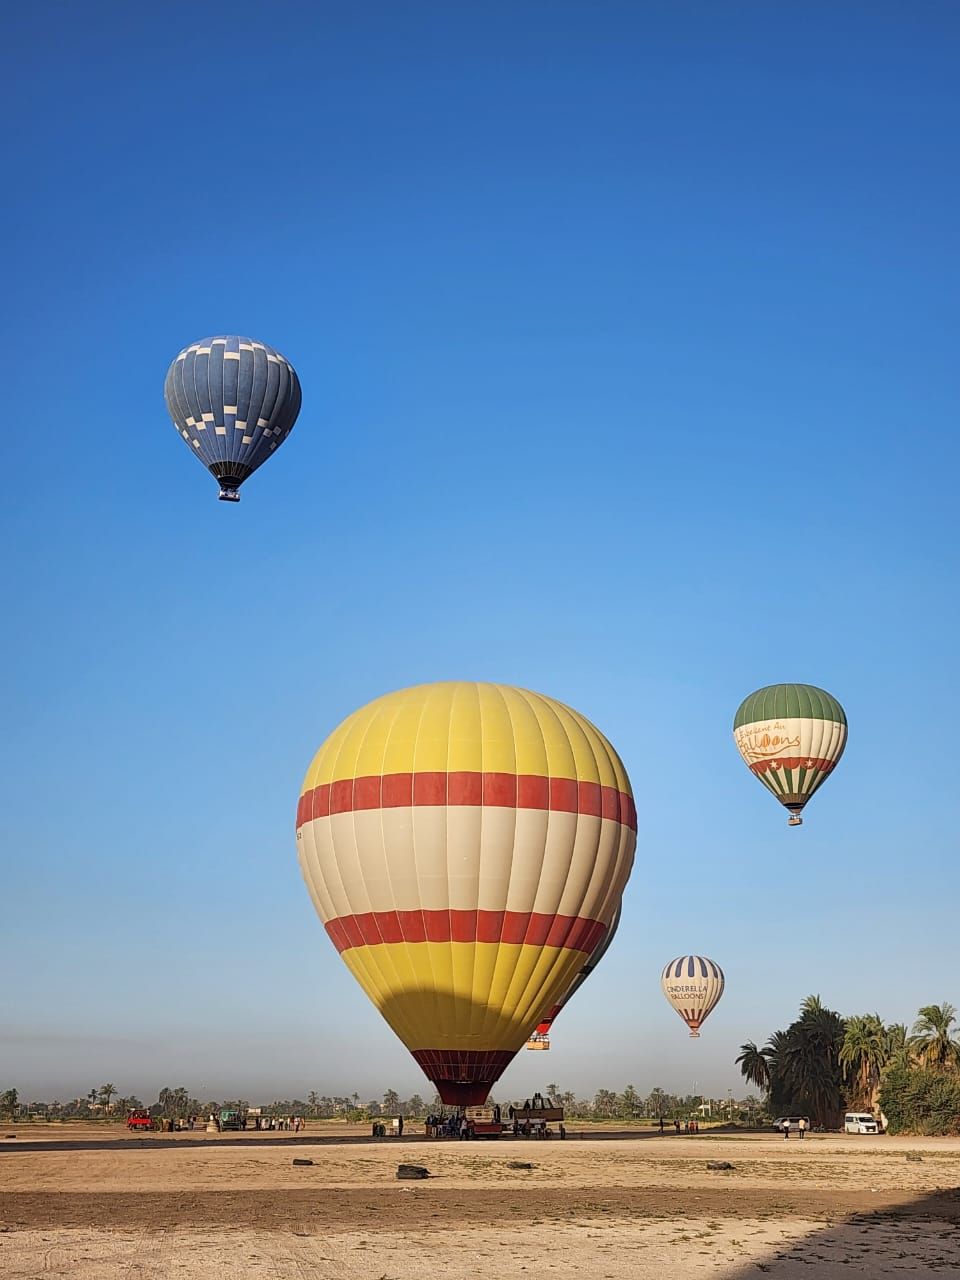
[879, 1063, 960, 1135]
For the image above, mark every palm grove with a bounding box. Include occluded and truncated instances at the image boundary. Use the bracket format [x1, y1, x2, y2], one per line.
[737, 996, 960, 1134]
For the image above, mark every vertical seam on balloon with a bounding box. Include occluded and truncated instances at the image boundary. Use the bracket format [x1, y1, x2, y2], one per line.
[324, 710, 366, 960]
[402, 684, 436, 1053]
[252, 346, 273, 471]
[486, 683, 524, 1049]
[250, 344, 268, 471]
[468, 681, 488, 1049]
[196, 348, 215, 471]
[264, 353, 281, 446]
[225, 339, 238, 463]
[567, 700, 612, 939]
[205, 339, 221, 471]
[299, 744, 336, 924]
[360, 693, 415, 1047]
[212, 341, 225, 471]
[475, 684, 506, 1049]
[187, 349, 207, 471]
[205, 342, 222, 471]
[368, 697, 425, 1050]
[236, 341, 251, 463]
[477, 682, 513, 1051]
[509, 688, 579, 1038]
[809, 712, 825, 799]
[167, 359, 190, 460]
[504, 686, 553, 1041]
[248, 346, 266, 469]
[479, 685, 525, 1048]
[596, 732, 633, 932]
[272, 358, 289, 467]
[435, 686, 463, 1054]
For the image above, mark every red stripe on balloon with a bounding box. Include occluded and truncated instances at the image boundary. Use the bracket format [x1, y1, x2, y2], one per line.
[297, 771, 637, 831]
[323, 909, 607, 955]
[748, 757, 837, 776]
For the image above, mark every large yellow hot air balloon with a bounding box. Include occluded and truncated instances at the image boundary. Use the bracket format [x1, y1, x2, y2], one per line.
[733, 684, 847, 826]
[660, 955, 725, 1037]
[296, 682, 636, 1104]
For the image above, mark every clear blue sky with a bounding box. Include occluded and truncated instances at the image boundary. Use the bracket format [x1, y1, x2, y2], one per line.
[2, 2, 958, 1106]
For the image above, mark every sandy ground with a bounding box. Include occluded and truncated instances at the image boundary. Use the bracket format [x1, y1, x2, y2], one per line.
[1, 1126, 959, 1277]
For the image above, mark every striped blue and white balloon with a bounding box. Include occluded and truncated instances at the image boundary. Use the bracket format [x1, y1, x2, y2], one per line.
[164, 336, 301, 501]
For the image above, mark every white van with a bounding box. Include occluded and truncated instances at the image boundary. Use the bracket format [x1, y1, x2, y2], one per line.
[844, 1112, 879, 1134]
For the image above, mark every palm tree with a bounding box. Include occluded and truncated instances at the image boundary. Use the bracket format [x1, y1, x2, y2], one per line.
[736, 1041, 770, 1092]
[753, 999, 845, 1127]
[840, 1015, 887, 1109]
[883, 1022, 908, 1069]
[909, 1003, 960, 1069]
[647, 1087, 667, 1118]
[619, 1085, 641, 1118]
[593, 1088, 617, 1118]
[98, 1084, 117, 1112]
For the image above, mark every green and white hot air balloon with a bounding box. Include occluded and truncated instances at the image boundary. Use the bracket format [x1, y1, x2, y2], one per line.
[733, 684, 847, 826]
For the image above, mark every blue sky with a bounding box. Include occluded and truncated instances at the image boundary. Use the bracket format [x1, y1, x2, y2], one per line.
[1, 2, 958, 1105]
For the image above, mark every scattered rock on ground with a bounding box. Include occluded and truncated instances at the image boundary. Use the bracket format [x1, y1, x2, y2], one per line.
[507, 1161, 535, 1170]
[706, 1160, 735, 1171]
[906, 1153, 923, 1163]
[292, 1158, 314, 1166]
[396, 1164, 430, 1180]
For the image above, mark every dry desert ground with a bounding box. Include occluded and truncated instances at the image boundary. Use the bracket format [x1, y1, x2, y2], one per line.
[2, 1123, 960, 1277]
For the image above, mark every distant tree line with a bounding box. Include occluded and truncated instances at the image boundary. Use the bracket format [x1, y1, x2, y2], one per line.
[3, 1082, 761, 1125]
[737, 995, 960, 1134]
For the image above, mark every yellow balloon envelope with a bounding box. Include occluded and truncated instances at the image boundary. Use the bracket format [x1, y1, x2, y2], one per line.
[296, 682, 636, 1103]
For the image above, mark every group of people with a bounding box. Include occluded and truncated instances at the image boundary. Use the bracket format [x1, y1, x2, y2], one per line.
[424, 1113, 464, 1138]
[657, 1117, 701, 1134]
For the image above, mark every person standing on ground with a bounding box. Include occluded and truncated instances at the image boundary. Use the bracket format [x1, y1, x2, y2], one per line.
[675, 1118, 681, 1134]
[659, 1116, 665, 1134]
[397, 1114, 404, 1138]
[783, 1119, 790, 1140]
[798, 1117, 806, 1140]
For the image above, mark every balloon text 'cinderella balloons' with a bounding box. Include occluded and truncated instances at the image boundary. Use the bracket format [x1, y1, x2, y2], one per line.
[164, 336, 301, 501]
[661, 955, 725, 1037]
[296, 682, 636, 1105]
[733, 684, 847, 826]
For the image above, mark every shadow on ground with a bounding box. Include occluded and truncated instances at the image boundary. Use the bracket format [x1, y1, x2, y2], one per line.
[721, 1185, 960, 1277]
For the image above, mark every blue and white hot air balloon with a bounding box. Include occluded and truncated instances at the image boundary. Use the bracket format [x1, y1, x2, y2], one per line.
[164, 336, 301, 501]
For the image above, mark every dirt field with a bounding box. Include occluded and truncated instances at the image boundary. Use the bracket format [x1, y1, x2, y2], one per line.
[2, 1125, 959, 1277]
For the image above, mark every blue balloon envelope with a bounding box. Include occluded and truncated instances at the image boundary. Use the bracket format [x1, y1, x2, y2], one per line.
[164, 336, 301, 501]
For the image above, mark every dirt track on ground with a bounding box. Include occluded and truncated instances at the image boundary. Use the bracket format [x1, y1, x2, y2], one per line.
[2, 1128, 959, 1276]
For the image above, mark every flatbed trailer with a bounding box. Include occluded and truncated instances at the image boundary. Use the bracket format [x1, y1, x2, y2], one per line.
[464, 1104, 503, 1138]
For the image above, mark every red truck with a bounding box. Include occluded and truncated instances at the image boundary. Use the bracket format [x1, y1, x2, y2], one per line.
[127, 1109, 152, 1131]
